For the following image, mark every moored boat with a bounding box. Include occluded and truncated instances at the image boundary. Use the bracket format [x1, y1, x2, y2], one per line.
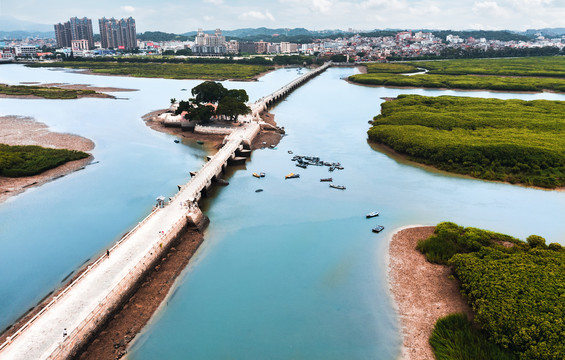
[252, 173, 261, 178]
[260, 172, 265, 177]
[296, 163, 307, 169]
[285, 173, 300, 179]
[320, 178, 333, 182]
[372, 225, 385, 233]
[329, 183, 346, 190]
[366, 211, 379, 218]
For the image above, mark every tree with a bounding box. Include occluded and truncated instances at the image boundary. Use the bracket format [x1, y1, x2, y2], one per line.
[191, 81, 227, 104]
[216, 96, 251, 121]
[225, 89, 249, 103]
[527, 235, 547, 248]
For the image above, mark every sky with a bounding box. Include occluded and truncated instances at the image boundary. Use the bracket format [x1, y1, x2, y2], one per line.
[1, 0, 564, 33]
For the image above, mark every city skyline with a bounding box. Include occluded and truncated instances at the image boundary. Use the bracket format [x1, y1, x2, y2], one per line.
[1, 0, 564, 34]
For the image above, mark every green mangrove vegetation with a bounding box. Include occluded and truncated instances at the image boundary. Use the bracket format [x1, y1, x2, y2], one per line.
[0, 144, 90, 177]
[351, 56, 565, 92]
[410, 56, 565, 77]
[365, 63, 420, 74]
[0, 84, 97, 99]
[368, 95, 565, 188]
[429, 313, 517, 360]
[348, 72, 565, 92]
[28, 61, 273, 80]
[418, 222, 564, 360]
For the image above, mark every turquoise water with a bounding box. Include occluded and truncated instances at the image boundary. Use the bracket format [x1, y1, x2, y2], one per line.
[1, 65, 564, 359]
[129, 68, 565, 359]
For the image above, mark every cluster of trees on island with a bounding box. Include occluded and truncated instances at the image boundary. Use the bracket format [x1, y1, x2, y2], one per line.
[174, 81, 251, 123]
[418, 222, 564, 360]
[368, 95, 565, 188]
[0, 144, 89, 177]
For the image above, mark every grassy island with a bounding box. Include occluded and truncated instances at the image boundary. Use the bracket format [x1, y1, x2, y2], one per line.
[368, 95, 565, 188]
[28, 61, 273, 80]
[350, 56, 565, 93]
[0, 84, 97, 99]
[419, 222, 564, 360]
[0, 144, 89, 177]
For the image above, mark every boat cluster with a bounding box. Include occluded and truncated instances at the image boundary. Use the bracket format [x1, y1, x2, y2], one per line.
[288, 152, 347, 190]
[290, 154, 344, 172]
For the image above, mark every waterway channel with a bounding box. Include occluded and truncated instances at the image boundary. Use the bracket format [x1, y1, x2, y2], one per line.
[1, 65, 565, 359]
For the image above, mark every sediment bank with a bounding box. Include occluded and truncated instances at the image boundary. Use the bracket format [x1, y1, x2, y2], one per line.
[388, 226, 472, 360]
[0, 115, 95, 204]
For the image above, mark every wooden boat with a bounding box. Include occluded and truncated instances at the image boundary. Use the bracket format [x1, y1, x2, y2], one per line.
[252, 173, 261, 178]
[255, 189, 264, 193]
[366, 211, 379, 218]
[174, 139, 180, 143]
[320, 178, 333, 182]
[329, 184, 346, 190]
[372, 225, 385, 233]
[285, 173, 300, 179]
[197, 140, 204, 145]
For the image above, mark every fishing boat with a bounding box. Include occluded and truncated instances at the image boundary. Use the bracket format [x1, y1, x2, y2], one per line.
[329, 184, 346, 190]
[252, 173, 261, 178]
[320, 178, 333, 182]
[372, 225, 385, 233]
[366, 211, 379, 218]
[197, 140, 204, 145]
[174, 139, 180, 143]
[255, 189, 264, 193]
[285, 173, 300, 179]
[296, 163, 307, 169]
[288, 150, 293, 154]
[260, 172, 265, 177]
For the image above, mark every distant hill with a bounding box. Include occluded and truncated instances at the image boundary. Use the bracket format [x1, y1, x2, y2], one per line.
[525, 28, 565, 37]
[0, 30, 54, 40]
[0, 16, 53, 32]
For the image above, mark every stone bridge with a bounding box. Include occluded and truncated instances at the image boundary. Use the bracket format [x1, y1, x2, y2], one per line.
[0, 63, 331, 360]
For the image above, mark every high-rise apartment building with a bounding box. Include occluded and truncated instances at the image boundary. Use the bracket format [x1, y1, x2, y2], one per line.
[54, 17, 94, 49]
[99, 17, 137, 50]
[193, 29, 227, 54]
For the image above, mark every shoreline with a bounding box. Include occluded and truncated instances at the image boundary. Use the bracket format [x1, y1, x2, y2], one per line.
[0, 115, 95, 204]
[368, 140, 565, 192]
[387, 226, 473, 360]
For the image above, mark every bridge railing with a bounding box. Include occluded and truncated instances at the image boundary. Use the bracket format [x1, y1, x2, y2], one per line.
[0, 205, 161, 354]
[46, 214, 188, 359]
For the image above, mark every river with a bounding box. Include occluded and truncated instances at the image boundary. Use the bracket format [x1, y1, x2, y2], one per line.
[1, 64, 564, 359]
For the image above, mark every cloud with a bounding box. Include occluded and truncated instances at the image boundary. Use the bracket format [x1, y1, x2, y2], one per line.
[120, 5, 136, 13]
[239, 10, 275, 21]
[204, 0, 224, 4]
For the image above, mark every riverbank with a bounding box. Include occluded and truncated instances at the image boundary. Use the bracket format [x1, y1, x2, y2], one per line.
[388, 226, 473, 360]
[0, 82, 133, 99]
[0, 115, 95, 204]
[75, 227, 205, 359]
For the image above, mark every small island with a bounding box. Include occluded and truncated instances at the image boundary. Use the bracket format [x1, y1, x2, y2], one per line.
[367, 95, 565, 188]
[0, 116, 94, 203]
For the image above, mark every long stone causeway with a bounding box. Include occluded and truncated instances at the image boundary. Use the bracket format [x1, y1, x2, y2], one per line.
[0, 62, 332, 359]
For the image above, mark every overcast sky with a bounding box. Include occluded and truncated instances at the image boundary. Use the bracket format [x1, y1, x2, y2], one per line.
[1, 0, 564, 33]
